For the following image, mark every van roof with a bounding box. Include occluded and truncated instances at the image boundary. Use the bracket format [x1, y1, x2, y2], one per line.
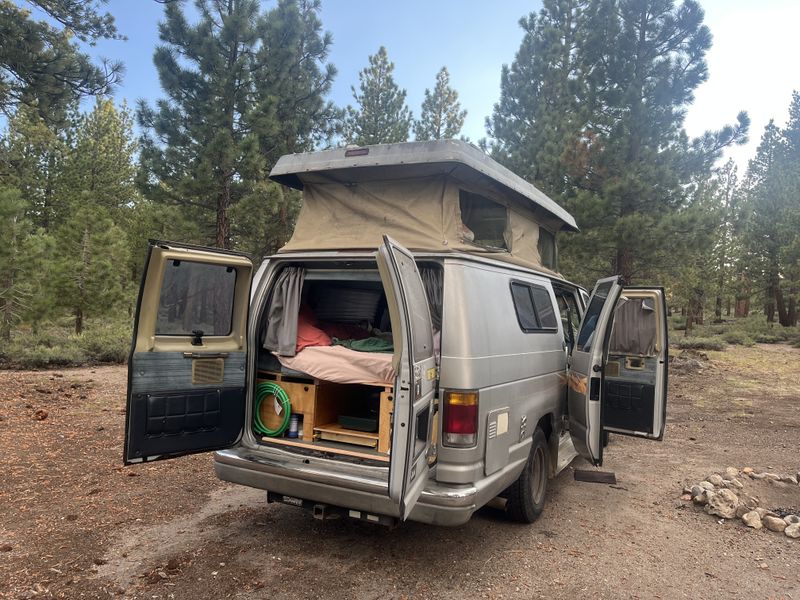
[269, 139, 578, 232]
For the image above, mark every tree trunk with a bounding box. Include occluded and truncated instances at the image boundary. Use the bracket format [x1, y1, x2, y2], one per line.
[75, 307, 83, 336]
[726, 297, 731, 317]
[215, 174, 232, 249]
[714, 295, 723, 322]
[616, 246, 634, 285]
[776, 286, 790, 327]
[75, 227, 90, 335]
[788, 293, 797, 327]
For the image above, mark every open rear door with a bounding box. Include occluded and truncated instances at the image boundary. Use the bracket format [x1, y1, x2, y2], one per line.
[124, 241, 253, 464]
[567, 276, 623, 465]
[377, 236, 436, 520]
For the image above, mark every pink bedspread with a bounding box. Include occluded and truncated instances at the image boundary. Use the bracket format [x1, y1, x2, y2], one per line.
[275, 346, 395, 385]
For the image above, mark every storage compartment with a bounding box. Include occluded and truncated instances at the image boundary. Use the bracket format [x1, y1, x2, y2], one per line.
[255, 370, 394, 459]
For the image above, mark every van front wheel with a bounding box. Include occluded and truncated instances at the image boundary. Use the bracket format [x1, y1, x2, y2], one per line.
[505, 427, 549, 523]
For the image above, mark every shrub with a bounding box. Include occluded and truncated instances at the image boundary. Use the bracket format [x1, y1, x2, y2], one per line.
[0, 318, 131, 368]
[79, 321, 131, 363]
[673, 337, 726, 351]
[721, 330, 755, 346]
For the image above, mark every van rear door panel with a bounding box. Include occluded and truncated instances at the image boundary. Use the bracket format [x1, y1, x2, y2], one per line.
[124, 241, 252, 464]
[377, 236, 436, 520]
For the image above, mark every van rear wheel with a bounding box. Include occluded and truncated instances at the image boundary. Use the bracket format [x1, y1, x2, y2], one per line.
[505, 426, 549, 523]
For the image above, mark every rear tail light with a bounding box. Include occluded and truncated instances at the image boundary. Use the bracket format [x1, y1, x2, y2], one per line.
[442, 390, 478, 447]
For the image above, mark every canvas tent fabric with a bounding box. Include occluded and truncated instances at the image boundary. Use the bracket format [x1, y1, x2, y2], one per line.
[279, 175, 559, 276]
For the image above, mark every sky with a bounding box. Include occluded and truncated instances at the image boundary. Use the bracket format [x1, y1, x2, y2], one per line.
[84, 0, 800, 172]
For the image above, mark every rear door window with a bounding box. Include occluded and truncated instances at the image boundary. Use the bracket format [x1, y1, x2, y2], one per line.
[157, 260, 237, 336]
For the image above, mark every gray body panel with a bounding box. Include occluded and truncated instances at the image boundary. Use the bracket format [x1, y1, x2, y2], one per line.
[214, 250, 573, 525]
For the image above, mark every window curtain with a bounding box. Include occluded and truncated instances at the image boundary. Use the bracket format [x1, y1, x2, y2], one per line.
[420, 267, 443, 331]
[609, 298, 657, 356]
[263, 267, 305, 356]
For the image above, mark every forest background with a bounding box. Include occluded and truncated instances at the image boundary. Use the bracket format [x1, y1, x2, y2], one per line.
[1, 0, 798, 367]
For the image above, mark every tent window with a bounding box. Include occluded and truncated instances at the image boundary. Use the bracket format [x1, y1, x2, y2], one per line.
[538, 228, 557, 270]
[459, 190, 507, 250]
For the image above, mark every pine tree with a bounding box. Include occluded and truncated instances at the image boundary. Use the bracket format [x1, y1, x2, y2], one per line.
[487, 0, 592, 193]
[0, 0, 122, 124]
[741, 93, 800, 325]
[0, 106, 66, 230]
[491, 0, 749, 287]
[58, 98, 137, 213]
[413, 67, 466, 141]
[53, 205, 128, 334]
[138, 0, 338, 251]
[51, 98, 138, 334]
[343, 47, 412, 145]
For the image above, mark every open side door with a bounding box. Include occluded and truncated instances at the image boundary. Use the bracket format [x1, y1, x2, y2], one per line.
[377, 236, 436, 520]
[124, 241, 253, 464]
[602, 287, 668, 441]
[567, 276, 623, 466]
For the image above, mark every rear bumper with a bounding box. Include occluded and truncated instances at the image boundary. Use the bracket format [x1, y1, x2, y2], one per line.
[213, 446, 482, 526]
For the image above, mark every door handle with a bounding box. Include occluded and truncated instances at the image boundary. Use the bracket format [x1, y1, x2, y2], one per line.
[183, 352, 230, 359]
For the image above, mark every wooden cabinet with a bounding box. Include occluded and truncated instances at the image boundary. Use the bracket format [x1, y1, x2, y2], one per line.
[257, 371, 393, 457]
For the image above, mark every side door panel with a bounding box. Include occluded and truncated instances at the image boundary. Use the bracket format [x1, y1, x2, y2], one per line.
[377, 236, 436, 520]
[603, 287, 668, 440]
[567, 276, 624, 465]
[124, 241, 252, 464]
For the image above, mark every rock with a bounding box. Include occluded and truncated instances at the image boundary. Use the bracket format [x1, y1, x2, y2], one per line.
[742, 511, 762, 529]
[683, 485, 694, 495]
[690, 485, 704, 497]
[705, 489, 738, 519]
[780, 475, 798, 485]
[750, 472, 768, 480]
[680, 493, 692, 501]
[92, 557, 107, 566]
[763, 516, 787, 533]
[698, 481, 715, 491]
[784, 515, 800, 526]
[735, 504, 751, 518]
[738, 495, 759, 512]
[755, 507, 778, 519]
[742, 467, 754, 475]
[33, 409, 48, 421]
[763, 473, 781, 481]
[724, 478, 744, 489]
[0, 544, 12, 552]
[693, 492, 709, 506]
[785, 523, 800, 539]
[724, 467, 740, 479]
[707, 474, 725, 486]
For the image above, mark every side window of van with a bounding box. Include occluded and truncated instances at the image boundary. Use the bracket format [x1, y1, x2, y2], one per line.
[510, 282, 558, 333]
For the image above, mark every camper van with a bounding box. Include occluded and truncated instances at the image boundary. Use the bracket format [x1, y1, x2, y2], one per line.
[123, 140, 667, 526]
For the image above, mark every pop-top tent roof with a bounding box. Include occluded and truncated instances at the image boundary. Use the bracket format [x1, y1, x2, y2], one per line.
[270, 139, 578, 232]
[268, 140, 577, 275]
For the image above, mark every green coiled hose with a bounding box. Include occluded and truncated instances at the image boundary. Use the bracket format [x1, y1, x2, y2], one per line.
[253, 381, 291, 437]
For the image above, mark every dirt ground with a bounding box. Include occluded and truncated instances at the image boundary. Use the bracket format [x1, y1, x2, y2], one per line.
[1, 344, 799, 600]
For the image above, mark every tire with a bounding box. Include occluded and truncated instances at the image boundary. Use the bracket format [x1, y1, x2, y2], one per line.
[505, 426, 549, 523]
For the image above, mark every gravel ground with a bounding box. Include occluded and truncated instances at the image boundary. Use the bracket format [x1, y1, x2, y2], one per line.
[1, 343, 798, 599]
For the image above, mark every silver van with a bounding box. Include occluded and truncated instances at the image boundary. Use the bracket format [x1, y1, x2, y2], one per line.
[124, 141, 667, 526]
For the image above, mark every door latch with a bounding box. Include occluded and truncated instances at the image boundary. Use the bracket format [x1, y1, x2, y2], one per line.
[191, 330, 204, 346]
